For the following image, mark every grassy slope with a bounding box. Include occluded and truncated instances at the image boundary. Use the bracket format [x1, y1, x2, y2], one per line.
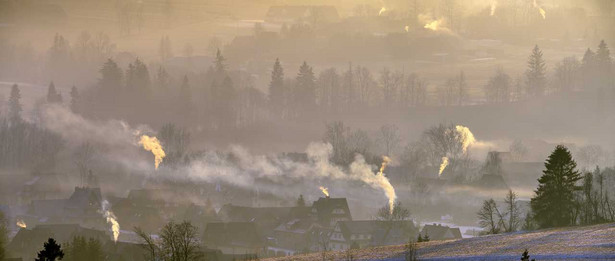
[262, 223, 615, 261]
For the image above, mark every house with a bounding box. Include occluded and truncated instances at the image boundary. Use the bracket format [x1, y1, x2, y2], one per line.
[265, 5, 340, 24]
[20, 174, 65, 204]
[419, 224, 462, 241]
[217, 204, 308, 236]
[311, 197, 352, 227]
[8, 224, 110, 260]
[329, 220, 418, 251]
[269, 218, 315, 256]
[202, 222, 266, 255]
[23, 187, 104, 228]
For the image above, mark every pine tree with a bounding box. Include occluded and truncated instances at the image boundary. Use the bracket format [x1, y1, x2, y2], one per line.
[47, 82, 62, 103]
[269, 58, 285, 117]
[295, 61, 316, 112]
[8, 84, 22, 122]
[525, 45, 547, 97]
[531, 145, 582, 228]
[35, 238, 64, 261]
[595, 40, 612, 89]
[99, 59, 123, 100]
[70, 86, 79, 113]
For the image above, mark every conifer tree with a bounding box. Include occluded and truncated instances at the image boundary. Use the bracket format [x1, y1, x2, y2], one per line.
[35, 238, 64, 261]
[47, 81, 63, 103]
[531, 145, 582, 228]
[295, 61, 316, 112]
[525, 45, 547, 97]
[269, 58, 285, 117]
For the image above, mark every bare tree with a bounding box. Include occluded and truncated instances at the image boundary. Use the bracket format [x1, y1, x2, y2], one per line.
[378, 124, 401, 156]
[503, 190, 521, 232]
[477, 199, 500, 234]
[135, 221, 201, 261]
[323, 121, 349, 165]
[73, 142, 96, 186]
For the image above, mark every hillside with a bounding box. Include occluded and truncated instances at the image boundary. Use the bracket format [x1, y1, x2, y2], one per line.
[263, 223, 615, 261]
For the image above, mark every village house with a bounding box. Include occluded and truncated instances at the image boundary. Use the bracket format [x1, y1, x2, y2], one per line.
[329, 220, 418, 251]
[420, 224, 462, 241]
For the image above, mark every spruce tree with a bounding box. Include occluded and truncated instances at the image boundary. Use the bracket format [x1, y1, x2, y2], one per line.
[47, 82, 62, 103]
[269, 58, 285, 117]
[525, 45, 547, 97]
[531, 145, 582, 228]
[295, 61, 316, 112]
[35, 238, 64, 261]
[595, 40, 612, 88]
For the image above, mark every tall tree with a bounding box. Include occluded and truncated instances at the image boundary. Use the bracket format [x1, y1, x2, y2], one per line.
[295, 61, 316, 113]
[485, 67, 511, 103]
[98, 59, 123, 99]
[503, 190, 520, 232]
[378, 124, 401, 156]
[269, 58, 286, 117]
[456, 71, 466, 105]
[35, 238, 65, 261]
[47, 81, 63, 103]
[595, 40, 612, 89]
[8, 84, 22, 122]
[525, 45, 547, 97]
[553, 56, 580, 93]
[531, 145, 582, 228]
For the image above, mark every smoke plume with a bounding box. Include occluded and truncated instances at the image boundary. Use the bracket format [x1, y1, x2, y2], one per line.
[138, 135, 166, 169]
[101, 200, 120, 242]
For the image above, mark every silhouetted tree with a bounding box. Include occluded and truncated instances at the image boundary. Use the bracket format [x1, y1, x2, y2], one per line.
[323, 121, 349, 165]
[98, 59, 123, 100]
[295, 61, 316, 113]
[504, 190, 521, 232]
[377, 124, 401, 156]
[376, 201, 410, 221]
[126, 58, 150, 94]
[478, 199, 500, 234]
[531, 145, 582, 228]
[595, 40, 612, 89]
[8, 84, 22, 122]
[35, 238, 65, 261]
[525, 45, 547, 97]
[269, 58, 286, 118]
[552, 56, 580, 93]
[47, 81, 63, 103]
[485, 67, 511, 103]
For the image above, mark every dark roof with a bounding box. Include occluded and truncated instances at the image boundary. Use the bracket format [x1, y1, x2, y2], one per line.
[67, 187, 102, 208]
[203, 222, 264, 249]
[337, 220, 417, 246]
[311, 197, 351, 225]
[420, 224, 462, 240]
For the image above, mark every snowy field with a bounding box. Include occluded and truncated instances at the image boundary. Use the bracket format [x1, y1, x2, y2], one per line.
[263, 223, 615, 261]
